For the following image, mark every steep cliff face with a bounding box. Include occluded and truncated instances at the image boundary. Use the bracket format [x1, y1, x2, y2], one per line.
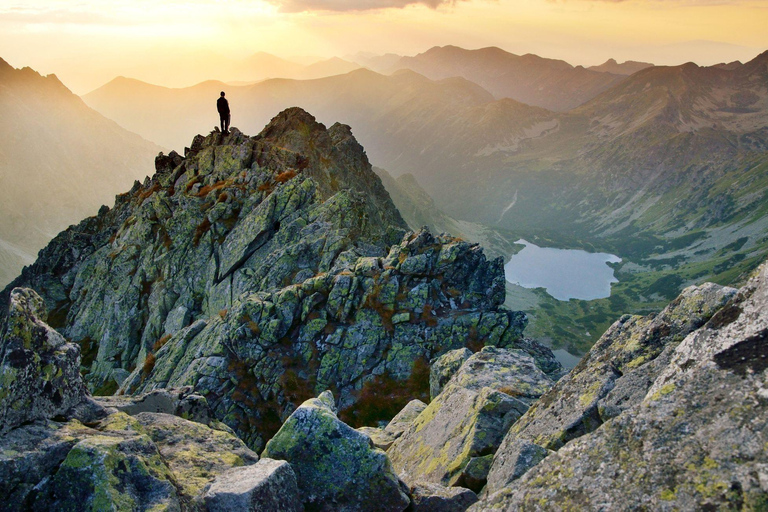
[3, 108, 527, 450]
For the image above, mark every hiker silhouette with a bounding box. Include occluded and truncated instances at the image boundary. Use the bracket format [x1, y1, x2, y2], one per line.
[217, 91, 230, 134]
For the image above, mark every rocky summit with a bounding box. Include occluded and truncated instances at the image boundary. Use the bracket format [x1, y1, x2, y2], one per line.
[2, 106, 767, 511]
[1, 107, 528, 452]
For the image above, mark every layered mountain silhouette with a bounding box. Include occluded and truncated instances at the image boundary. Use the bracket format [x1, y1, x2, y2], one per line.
[0, 58, 161, 286]
[386, 46, 629, 111]
[587, 58, 653, 76]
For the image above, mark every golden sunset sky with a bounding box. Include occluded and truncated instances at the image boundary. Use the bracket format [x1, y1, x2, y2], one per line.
[1, 0, 767, 94]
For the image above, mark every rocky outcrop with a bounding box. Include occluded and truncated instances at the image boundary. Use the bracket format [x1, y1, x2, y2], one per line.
[388, 347, 553, 492]
[262, 391, 410, 512]
[474, 271, 767, 510]
[491, 282, 736, 461]
[2, 108, 528, 451]
[203, 459, 303, 512]
[0, 288, 86, 433]
[0, 297, 261, 511]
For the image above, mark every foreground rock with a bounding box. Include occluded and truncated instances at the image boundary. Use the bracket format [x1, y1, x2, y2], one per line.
[0, 291, 261, 510]
[474, 269, 768, 510]
[0, 288, 86, 433]
[263, 391, 410, 511]
[388, 347, 553, 492]
[204, 458, 303, 512]
[409, 482, 478, 511]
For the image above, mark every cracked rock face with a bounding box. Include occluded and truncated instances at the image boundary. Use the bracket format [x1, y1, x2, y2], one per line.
[0, 287, 86, 433]
[473, 270, 767, 510]
[2, 107, 528, 451]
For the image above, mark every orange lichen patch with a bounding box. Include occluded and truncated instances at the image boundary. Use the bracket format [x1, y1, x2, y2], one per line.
[340, 357, 431, 428]
[193, 217, 211, 246]
[153, 334, 172, 352]
[274, 170, 297, 183]
[142, 352, 156, 378]
[420, 303, 439, 328]
[137, 182, 161, 202]
[196, 180, 231, 197]
[466, 325, 484, 352]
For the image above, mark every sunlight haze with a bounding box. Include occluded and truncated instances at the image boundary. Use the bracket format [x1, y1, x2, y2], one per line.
[1, 0, 766, 93]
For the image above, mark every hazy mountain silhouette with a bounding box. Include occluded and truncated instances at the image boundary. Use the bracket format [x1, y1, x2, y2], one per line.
[0, 58, 161, 285]
[83, 68, 495, 154]
[587, 58, 654, 76]
[388, 45, 627, 111]
[82, 49, 768, 290]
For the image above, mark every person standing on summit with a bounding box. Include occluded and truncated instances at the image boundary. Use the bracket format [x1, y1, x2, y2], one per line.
[217, 91, 230, 134]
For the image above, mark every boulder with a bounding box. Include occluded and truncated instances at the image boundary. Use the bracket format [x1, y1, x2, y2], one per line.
[483, 439, 550, 494]
[0, 288, 86, 433]
[31, 431, 181, 511]
[262, 391, 410, 511]
[409, 482, 478, 512]
[204, 458, 303, 512]
[133, 412, 259, 501]
[388, 385, 527, 492]
[388, 349, 551, 491]
[495, 282, 737, 454]
[473, 270, 768, 510]
[430, 348, 472, 399]
[447, 346, 554, 404]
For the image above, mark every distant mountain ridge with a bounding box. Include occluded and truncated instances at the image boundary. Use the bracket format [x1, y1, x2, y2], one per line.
[0, 58, 161, 285]
[587, 58, 654, 76]
[387, 45, 627, 111]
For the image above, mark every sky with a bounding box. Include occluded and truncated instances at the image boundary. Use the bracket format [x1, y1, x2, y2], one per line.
[1, 0, 767, 94]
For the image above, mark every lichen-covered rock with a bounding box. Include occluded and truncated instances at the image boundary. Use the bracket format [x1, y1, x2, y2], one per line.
[447, 347, 554, 405]
[2, 108, 531, 452]
[133, 412, 259, 501]
[384, 399, 428, 439]
[0, 288, 86, 433]
[203, 458, 303, 512]
[31, 431, 181, 511]
[430, 348, 472, 399]
[262, 391, 410, 511]
[388, 385, 527, 492]
[409, 482, 478, 512]
[495, 282, 736, 455]
[0, 333, 262, 512]
[473, 270, 768, 511]
[483, 439, 550, 495]
[389, 348, 552, 492]
[97, 386, 215, 426]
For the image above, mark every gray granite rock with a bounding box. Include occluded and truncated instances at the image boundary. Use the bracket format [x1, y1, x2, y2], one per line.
[430, 348, 472, 399]
[0, 288, 86, 433]
[262, 391, 410, 512]
[204, 458, 303, 512]
[472, 268, 768, 511]
[410, 482, 478, 512]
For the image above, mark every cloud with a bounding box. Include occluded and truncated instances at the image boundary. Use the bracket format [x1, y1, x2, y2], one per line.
[265, 0, 468, 13]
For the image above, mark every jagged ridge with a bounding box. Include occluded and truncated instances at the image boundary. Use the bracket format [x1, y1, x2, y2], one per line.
[3, 108, 531, 450]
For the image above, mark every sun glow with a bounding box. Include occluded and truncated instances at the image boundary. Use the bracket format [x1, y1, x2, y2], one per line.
[0, 0, 766, 94]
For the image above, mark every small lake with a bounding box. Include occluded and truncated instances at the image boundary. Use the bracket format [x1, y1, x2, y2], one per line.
[504, 239, 621, 301]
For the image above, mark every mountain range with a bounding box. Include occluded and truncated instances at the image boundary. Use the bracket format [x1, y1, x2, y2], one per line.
[1, 103, 766, 511]
[7, 46, 768, 353]
[0, 58, 161, 285]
